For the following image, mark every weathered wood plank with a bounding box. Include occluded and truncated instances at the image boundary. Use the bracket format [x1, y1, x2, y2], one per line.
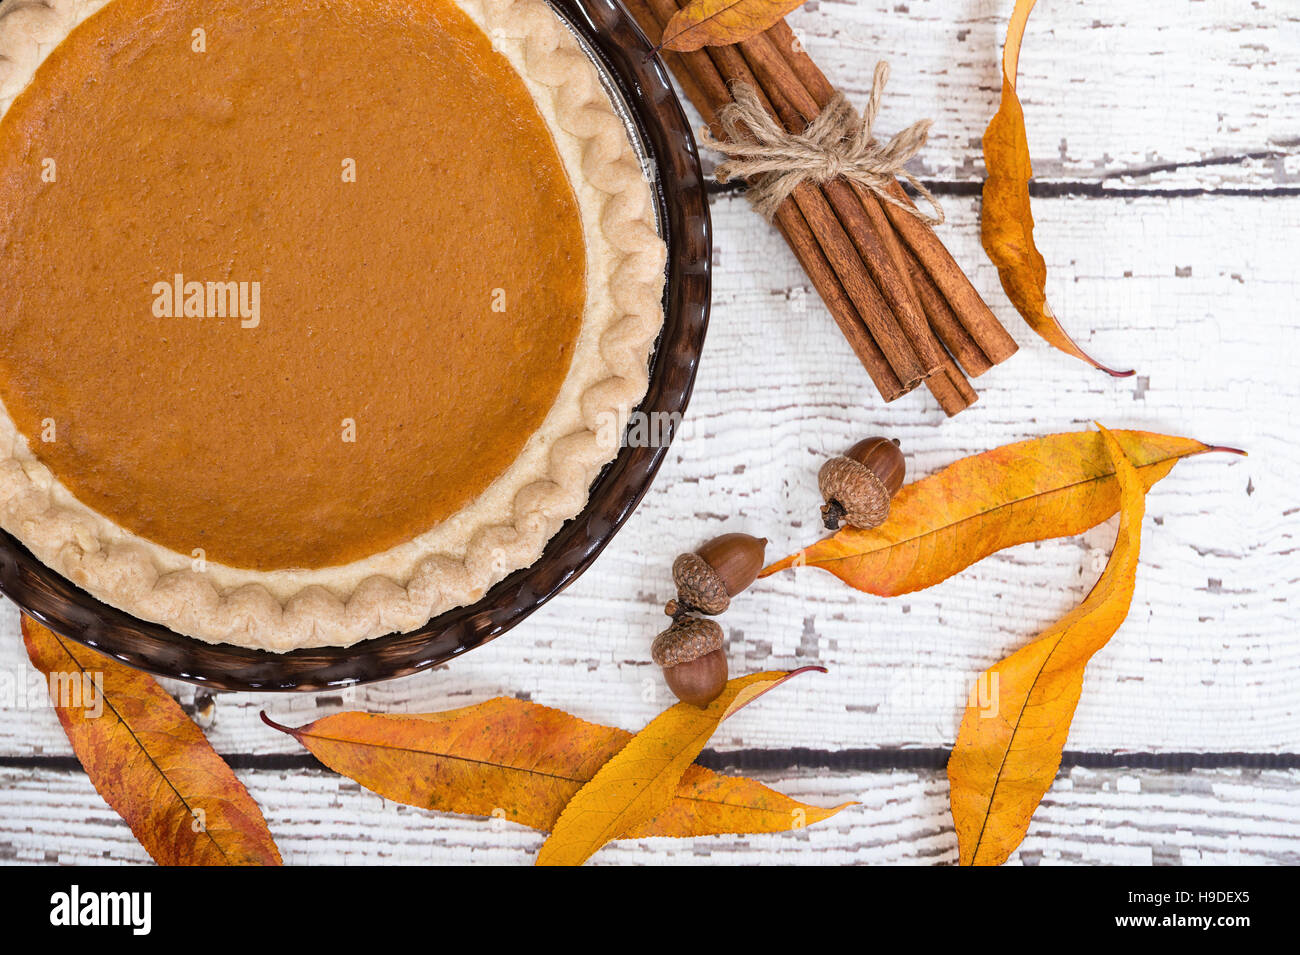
[2, 765, 1297, 865]
[784, 0, 1300, 189]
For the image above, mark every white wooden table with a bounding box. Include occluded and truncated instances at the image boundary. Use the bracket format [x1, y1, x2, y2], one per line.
[2, 0, 1297, 865]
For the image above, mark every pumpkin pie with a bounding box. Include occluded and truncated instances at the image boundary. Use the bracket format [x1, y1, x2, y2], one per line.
[0, 0, 665, 649]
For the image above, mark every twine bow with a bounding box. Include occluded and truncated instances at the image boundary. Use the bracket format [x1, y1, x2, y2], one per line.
[702, 62, 944, 226]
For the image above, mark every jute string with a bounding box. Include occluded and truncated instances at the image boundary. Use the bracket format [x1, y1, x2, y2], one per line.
[701, 62, 944, 226]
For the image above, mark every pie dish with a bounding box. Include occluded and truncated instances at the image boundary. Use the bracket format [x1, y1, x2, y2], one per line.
[0, 0, 666, 650]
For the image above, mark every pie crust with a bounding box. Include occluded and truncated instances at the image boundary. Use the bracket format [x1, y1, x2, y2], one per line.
[0, 0, 666, 650]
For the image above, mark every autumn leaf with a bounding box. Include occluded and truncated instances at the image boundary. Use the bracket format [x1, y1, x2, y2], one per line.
[537, 669, 821, 865]
[659, 0, 805, 53]
[263, 693, 848, 839]
[946, 427, 1145, 865]
[981, 0, 1132, 376]
[22, 616, 281, 865]
[623, 763, 844, 838]
[763, 429, 1242, 595]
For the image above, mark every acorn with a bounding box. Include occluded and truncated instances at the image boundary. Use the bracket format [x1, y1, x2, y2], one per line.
[818, 437, 905, 530]
[664, 533, 768, 617]
[651, 616, 728, 707]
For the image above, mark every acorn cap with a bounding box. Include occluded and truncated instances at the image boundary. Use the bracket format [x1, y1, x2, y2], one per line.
[670, 552, 731, 616]
[651, 616, 724, 668]
[818, 455, 892, 530]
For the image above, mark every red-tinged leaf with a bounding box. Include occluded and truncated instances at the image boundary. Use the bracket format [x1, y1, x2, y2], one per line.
[23, 616, 281, 865]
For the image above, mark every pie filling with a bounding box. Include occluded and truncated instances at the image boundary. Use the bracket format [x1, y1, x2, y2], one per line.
[0, 0, 587, 571]
[0, 0, 666, 649]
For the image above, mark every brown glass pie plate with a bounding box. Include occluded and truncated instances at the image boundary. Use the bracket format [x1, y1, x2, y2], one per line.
[0, 0, 711, 691]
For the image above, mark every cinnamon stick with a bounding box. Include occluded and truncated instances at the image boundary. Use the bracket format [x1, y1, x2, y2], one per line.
[733, 30, 946, 380]
[926, 353, 979, 416]
[690, 30, 926, 388]
[901, 242, 994, 377]
[623, 0, 908, 399]
[627, 0, 990, 411]
[766, 19, 1019, 368]
[728, 22, 980, 408]
[774, 205, 906, 399]
[730, 28, 980, 410]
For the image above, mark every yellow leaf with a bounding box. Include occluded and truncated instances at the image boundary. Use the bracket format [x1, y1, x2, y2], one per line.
[981, 0, 1132, 376]
[536, 669, 820, 865]
[624, 763, 849, 838]
[946, 426, 1145, 866]
[762, 429, 1241, 595]
[659, 0, 806, 53]
[23, 616, 281, 865]
[263, 696, 850, 838]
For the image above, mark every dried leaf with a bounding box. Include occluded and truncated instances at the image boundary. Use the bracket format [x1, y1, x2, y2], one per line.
[763, 429, 1241, 595]
[981, 0, 1132, 376]
[263, 693, 847, 839]
[537, 669, 820, 865]
[22, 616, 281, 865]
[946, 427, 1144, 865]
[623, 763, 845, 838]
[659, 0, 805, 53]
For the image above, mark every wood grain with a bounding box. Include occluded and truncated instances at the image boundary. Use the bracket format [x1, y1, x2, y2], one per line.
[1, 765, 1297, 865]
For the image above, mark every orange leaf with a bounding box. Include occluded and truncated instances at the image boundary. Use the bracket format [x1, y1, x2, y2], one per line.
[22, 616, 281, 865]
[263, 687, 847, 840]
[536, 669, 821, 865]
[763, 429, 1241, 595]
[659, 0, 806, 53]
[981, 0, 1132, 376]
[946, 426, 1145, 865]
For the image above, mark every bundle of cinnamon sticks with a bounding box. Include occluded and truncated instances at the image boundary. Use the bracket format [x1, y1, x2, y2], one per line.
[624, 0, 1017, 414]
